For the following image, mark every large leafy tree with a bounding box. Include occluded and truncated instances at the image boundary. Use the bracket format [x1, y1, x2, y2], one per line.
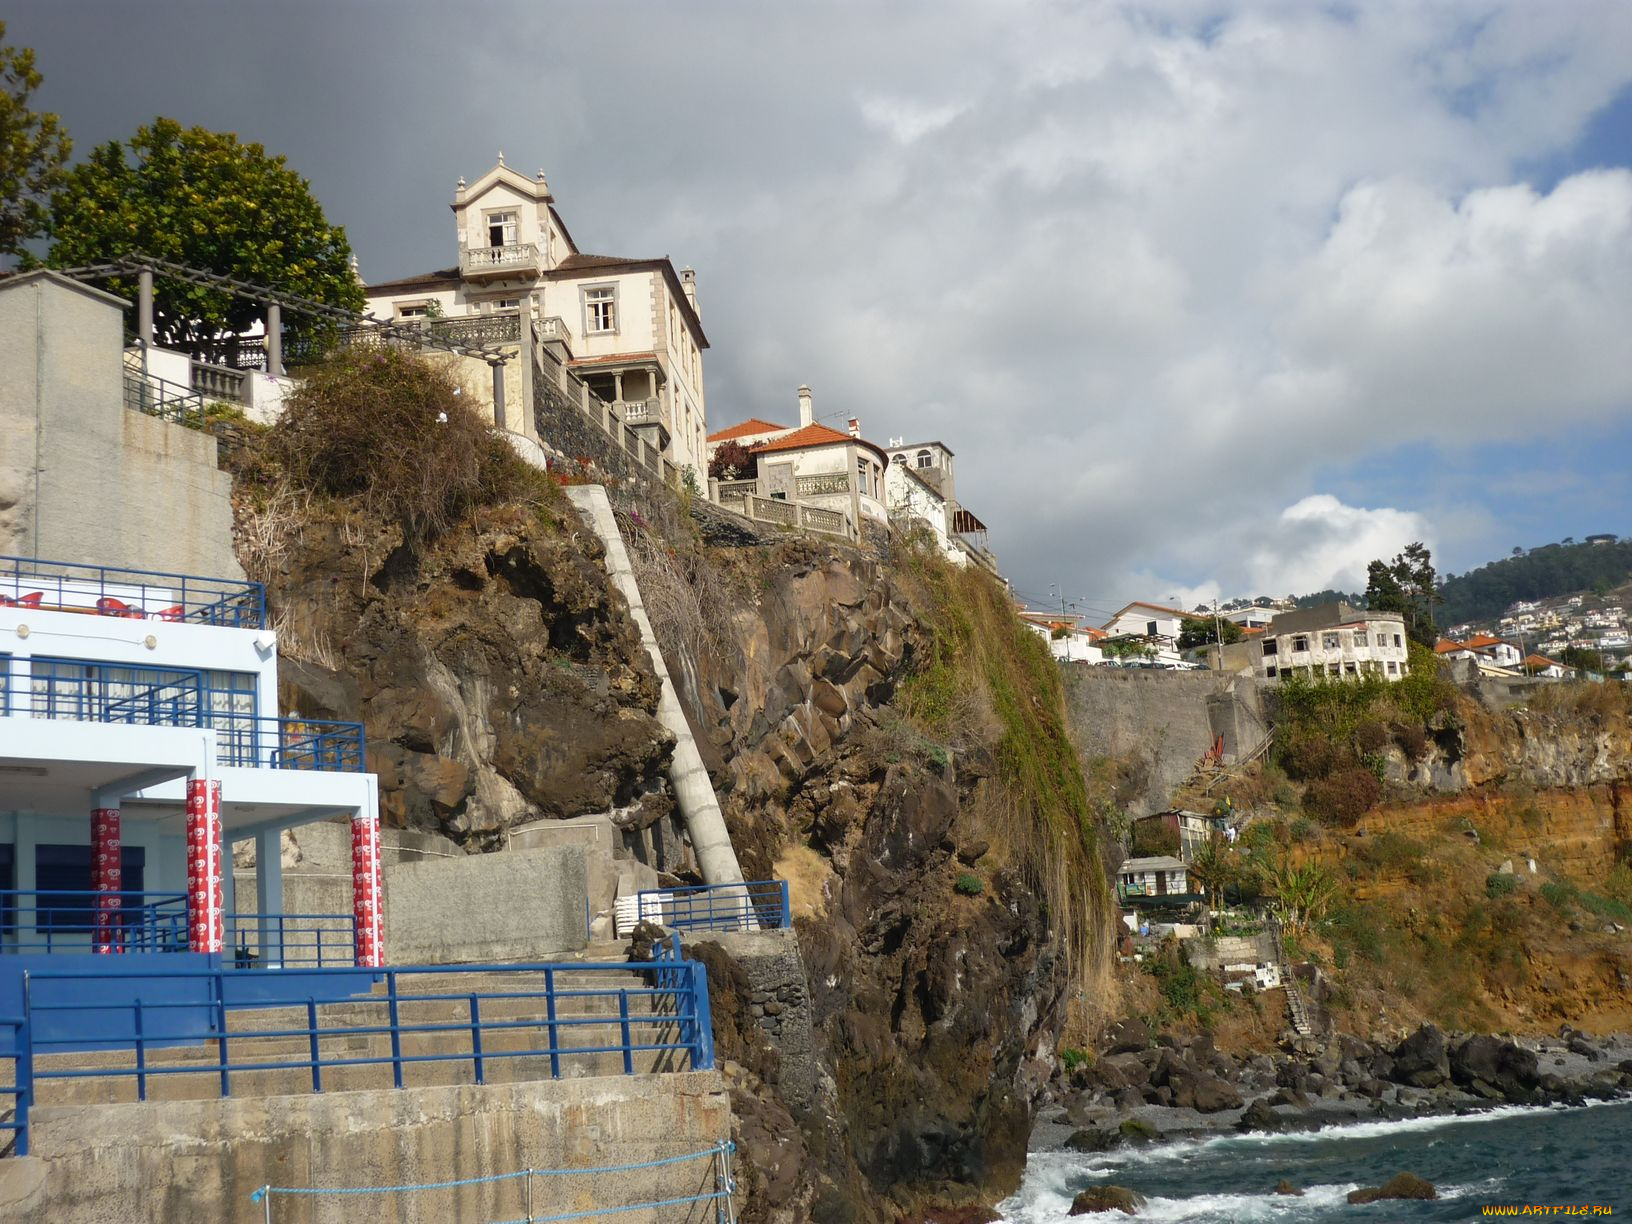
[0, 22, 71, 260]
[1365, 541, 1441, 646]
[47, 118, 363, 351]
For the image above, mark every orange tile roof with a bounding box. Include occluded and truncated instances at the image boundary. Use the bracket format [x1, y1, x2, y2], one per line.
[1525, 653, 1565, 670]
[1462, 633, 1507, 649]
[752, 423, 889, 463]
[1434, 638, 1469, 654]
[707, 418, 787, 443]
[1110, 601, 1190, 619]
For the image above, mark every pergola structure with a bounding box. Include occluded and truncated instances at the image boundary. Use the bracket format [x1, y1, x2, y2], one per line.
[57, 253, 518, 414]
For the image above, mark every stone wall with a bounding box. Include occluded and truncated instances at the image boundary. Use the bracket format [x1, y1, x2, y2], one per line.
[532, 350, 674, 491]
[1061, 668, 1270, 813]
[5, 1071, 730, 1223]
[706, 928, 816, 1114]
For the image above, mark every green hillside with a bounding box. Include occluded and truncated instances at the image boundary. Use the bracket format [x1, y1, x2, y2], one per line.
[1438, 538, 1632, 627]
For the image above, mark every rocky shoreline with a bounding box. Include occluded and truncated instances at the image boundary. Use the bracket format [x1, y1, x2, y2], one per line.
[1034, 1019, 1632, 1157]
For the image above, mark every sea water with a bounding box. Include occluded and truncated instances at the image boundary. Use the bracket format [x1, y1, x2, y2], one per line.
[999, 1100, 1632, 1220]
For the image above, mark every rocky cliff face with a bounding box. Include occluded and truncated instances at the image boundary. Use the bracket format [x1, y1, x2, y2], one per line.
[244, 492, 1098, 1222]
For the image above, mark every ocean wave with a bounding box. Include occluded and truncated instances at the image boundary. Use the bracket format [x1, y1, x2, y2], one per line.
[998, 1181, 1361, 1223]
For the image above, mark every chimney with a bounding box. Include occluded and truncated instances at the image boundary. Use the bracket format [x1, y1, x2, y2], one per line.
[680, 266, 699, 316]
[847, 417, 861, 438]
[798, 385, 813, 428]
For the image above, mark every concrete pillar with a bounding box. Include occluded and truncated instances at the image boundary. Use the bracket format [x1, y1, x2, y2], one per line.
[613, 371, 624, 405]
[351, 807, 384, 968]
[137, 269, 154, 346]
[265, 302, 282, 376]
[92, 808, 121, 954]
[490, 361, 506, 431]
[255, 827, 284, 969]
[185, 779, 223, 954]
[564, 486, 747, 890]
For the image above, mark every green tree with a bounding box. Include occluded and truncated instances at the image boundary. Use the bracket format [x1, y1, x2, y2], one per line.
[1177, 615, 1243, 650]
[47, 118, 363, 351]
[0, 22, 71, 260]
[1365, 542, 1441, 645]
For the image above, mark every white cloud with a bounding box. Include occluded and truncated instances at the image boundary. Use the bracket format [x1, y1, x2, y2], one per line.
[1245, 496, 1432, 597]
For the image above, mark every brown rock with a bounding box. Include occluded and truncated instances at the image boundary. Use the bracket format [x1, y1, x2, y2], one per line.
[1347, 1172, 1437, 1204]
[1069, 1185, 1145, 1214]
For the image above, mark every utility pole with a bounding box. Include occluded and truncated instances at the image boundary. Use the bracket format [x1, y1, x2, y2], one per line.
[1212, 600, 1227, 672]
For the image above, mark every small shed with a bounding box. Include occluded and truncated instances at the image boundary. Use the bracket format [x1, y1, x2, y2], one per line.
[1117, 855, 1198, 903]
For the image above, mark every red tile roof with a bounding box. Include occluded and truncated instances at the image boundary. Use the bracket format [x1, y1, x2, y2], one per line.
[1434, 638, 1471, 654]
[1525, 653, 1566, 670]
[752, 423, 890, 463]
[1462, 633, 1508, 649]
[707, 418, 787, 443]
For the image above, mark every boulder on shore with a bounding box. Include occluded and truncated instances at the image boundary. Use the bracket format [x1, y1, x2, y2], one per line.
[1069, 1185, 1146, 1215]
[1389, 1025, 1450, 1088]
[1347, 1172, 1438, 1204]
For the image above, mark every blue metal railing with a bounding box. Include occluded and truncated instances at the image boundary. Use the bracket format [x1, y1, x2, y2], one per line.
[2, 657, 365, 773]
[0, 890, 188, 954]
[0, 554, 265, 629]
[0, 1017, 29, 1156]
[225, 913, 357, 969]
[636, 880, 791, 933]
[10, 937, 714, 1154]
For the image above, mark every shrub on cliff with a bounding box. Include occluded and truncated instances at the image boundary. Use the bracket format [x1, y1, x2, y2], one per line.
[266, 346, 540, 556]
[1302, 765, 1382, 826]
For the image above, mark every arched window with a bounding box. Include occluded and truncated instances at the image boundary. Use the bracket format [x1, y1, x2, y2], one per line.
[916, 449, 933, 469]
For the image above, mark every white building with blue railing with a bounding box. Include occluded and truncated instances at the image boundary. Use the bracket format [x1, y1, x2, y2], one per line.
[0, 555, 382, 971]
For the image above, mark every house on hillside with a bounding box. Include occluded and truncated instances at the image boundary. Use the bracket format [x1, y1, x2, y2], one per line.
[705, 387, 888, 536]
[1018, 610, 1105, 664]
[1102, 602, 1188, 644]
[1458, 633, 1523, 669]
[1131, 810, 1228, 861]
[1524, 653, 1574, 679]
[363, 156, 712, 479]
[1220, 602, 1411, 682]
[1116, 856, 1200, 905]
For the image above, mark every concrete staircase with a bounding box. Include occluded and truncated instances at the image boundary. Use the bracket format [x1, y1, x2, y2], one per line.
[29, 961, 689, 1109]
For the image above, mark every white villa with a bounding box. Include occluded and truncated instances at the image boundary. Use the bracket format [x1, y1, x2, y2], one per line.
[363, 156, 712, 480]
[706, 387, 889, 538]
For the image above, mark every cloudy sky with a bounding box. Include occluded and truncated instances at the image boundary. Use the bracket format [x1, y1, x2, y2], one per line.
[12, 1, 1632, 620]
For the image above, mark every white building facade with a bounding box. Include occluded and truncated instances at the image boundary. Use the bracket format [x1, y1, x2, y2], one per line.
[364, 158, 712, 480]
[1256, 603, 1411, 682]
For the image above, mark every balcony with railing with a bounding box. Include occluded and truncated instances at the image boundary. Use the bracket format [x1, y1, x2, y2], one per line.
[617, 397, 670, 429]
[0, 658, 365, 773]
[416, 310, 522, 347]
[460, 242, 543, 279]
[0, 555, 266, 628]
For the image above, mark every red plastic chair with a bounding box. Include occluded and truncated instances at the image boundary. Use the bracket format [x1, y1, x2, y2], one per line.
[152, 605, 185, 622]
[96, 596, 144, 618]
[0, 591, 43, 608]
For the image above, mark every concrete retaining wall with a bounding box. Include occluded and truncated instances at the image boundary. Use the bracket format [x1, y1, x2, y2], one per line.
[385, 844, 589, 963]
[4, 1070, 730, 1223]
[1061, 668, 1269, 812]
[1182, 930, 1279, 971]
[0, 270, 241, 578]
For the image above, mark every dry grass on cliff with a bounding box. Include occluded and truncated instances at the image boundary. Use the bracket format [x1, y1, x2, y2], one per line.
[259, 346, 551, 558]
[894, 548, 1118, 1006]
